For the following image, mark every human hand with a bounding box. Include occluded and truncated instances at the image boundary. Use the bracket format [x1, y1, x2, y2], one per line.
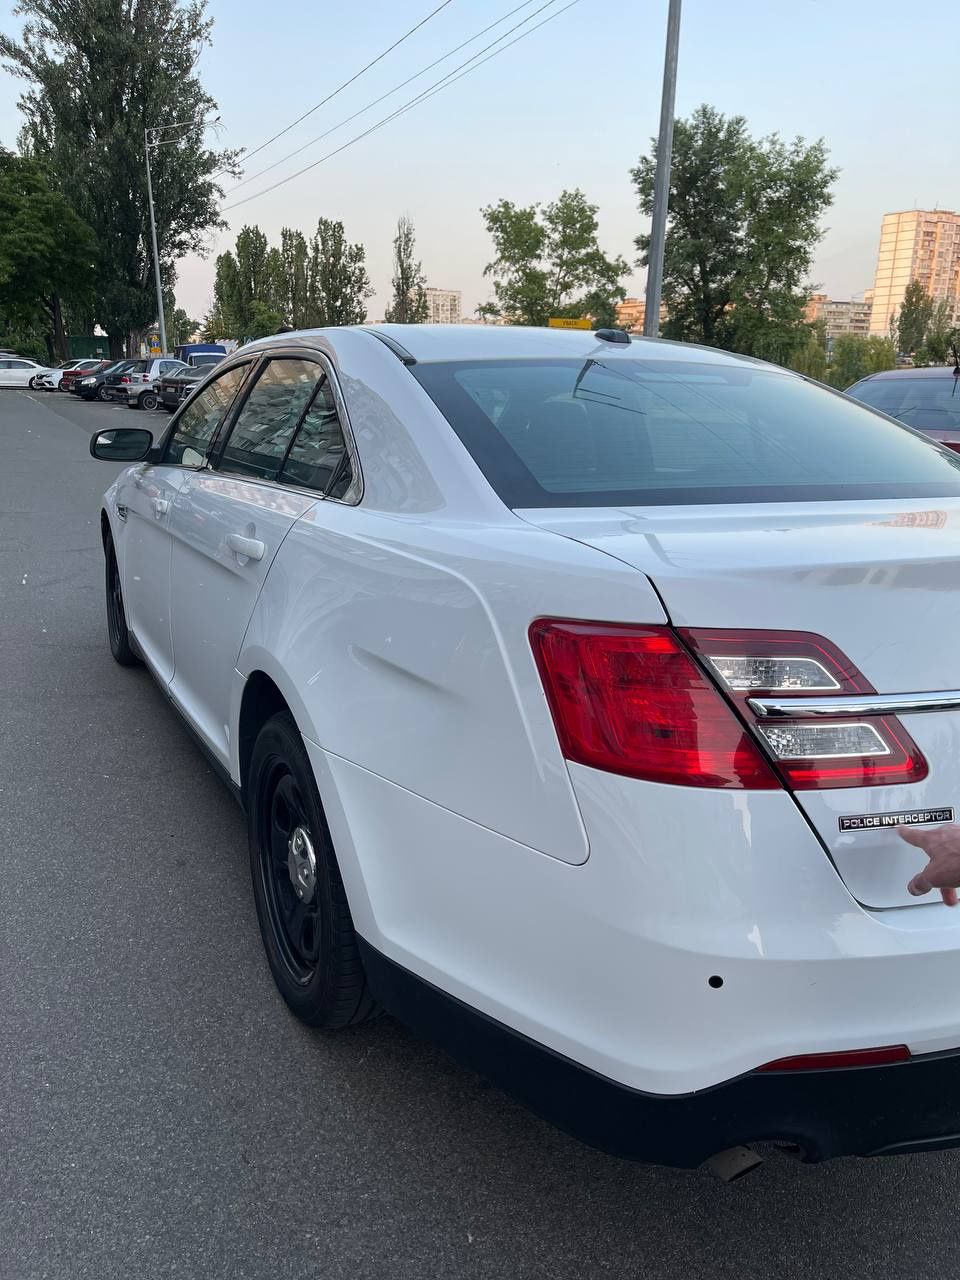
[899, 823, 960, 906]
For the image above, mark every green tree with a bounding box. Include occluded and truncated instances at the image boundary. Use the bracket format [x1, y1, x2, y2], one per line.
[384, 215, 427, 323]
[480, 189, 627, 326]
[827, 334, 896, 389]
[1, 0, 239, 355]
[163, 301, 199, 348]
[896, 280, 934, 357]
[278, 229, 311, 329]
[631, 105, 836, 362]
[788, 331, 828, 381]
[307, 218, 372, 326]
[0, 147, 96, 358]
[916, 298, 957, 365]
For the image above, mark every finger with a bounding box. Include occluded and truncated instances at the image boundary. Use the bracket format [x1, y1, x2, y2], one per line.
[908, 873, 932, 896]
[943, 886, 959, 907]
[899, 826, 933, 849]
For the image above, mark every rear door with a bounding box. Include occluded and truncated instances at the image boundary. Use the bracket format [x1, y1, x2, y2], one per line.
[166, 354, 326, 766]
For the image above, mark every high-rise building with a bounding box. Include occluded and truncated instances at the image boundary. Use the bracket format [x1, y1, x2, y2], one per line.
[804, 294, 872, 339]
[424, 288, 462, 325]
[868, 210, 960, 335]
[615, 297, 668, 332]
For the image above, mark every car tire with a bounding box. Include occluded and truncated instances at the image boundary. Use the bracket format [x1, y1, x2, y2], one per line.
[57, 379, 66, 392]
[139, 391, 158, 411]
[104, 535, 140, 667]
[28, 375, 41, 389]
[248, 712, 378, 1029]
[96, 384, 111, 402]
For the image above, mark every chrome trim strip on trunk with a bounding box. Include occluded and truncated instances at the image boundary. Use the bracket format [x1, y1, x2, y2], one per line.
[748, 691, 960, 720]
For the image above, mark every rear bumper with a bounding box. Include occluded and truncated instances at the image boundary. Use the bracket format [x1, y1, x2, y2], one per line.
[361, 938, 960, 1167]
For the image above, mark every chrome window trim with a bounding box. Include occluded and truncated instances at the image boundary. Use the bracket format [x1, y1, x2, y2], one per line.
[748, 691, 960, 719]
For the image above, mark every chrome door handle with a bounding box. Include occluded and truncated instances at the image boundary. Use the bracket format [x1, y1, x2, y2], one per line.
[152, 497, 169, 518]
[227, 533, 265, 562]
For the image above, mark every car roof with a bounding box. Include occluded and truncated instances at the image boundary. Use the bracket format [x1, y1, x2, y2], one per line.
[856, 366, 960, 381]
[240, 323, 780, 370]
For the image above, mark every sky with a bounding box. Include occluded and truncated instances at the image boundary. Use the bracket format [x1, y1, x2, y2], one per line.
[1, 0, 958, 325]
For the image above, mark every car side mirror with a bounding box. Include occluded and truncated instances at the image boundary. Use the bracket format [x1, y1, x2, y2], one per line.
[89, 428, 155, 462]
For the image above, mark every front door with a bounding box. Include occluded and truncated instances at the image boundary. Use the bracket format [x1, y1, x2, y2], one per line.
[166, 356, 326, 766]
[119, 360, 253, 683]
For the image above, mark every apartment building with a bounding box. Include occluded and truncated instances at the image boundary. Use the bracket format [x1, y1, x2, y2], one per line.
[424, 288, 462, 325]
[869, 210, 960, 335]
[804, 294, 873, 339]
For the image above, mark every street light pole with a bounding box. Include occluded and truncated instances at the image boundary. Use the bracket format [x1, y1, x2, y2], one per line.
[643, 0, 682, 339]
[144, 128, 168, 355]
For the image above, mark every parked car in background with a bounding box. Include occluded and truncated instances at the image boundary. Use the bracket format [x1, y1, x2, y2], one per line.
[36, 358, 108, 392]
[158, 365, 208, 412]
[74, 359, 137, 400]
[0, 356, 57, 388]
[88, 323, 960, 1171]
[104, 357, 187, 409]
[846, 366, 960, 451]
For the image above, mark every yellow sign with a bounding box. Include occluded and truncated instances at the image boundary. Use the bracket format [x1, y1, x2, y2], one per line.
[548, 317, 592, 330]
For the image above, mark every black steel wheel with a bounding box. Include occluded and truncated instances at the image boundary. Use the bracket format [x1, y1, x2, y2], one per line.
[248, 712, 378, 1028]
[104, 535, 139, 666]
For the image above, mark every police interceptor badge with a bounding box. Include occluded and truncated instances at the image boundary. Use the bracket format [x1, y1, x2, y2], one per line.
[839, 807, 954, 833]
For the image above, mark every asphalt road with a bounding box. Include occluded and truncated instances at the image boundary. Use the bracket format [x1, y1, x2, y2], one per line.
[1, 387, 957, 1279]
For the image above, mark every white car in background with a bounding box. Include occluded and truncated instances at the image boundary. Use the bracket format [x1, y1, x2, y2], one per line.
[0, 356, 57, 388]
[90, 324, 960, 1171]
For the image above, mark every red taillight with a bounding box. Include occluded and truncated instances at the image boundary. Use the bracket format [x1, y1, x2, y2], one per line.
[528, 620, 778, 789]
[757, 1045, 910, 1072]
[682, 629, 928, 790]
[120, 375, 130, 384]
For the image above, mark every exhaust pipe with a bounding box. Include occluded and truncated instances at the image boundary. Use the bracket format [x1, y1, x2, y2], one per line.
[703, 1146, 764, 1183]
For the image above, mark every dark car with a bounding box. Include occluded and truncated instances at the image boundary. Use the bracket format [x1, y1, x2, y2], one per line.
[847, 365, 960, 452]
[158, 365, 207, 413]
[73, 359, 137, 400]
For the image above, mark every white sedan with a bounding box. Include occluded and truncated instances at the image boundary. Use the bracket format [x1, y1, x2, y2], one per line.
[0, 356, 57, 388]
[90, 324, 960, 1171]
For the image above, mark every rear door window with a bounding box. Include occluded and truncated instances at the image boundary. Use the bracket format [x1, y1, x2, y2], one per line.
[280, 376, 353, 497]
[412, 357, 960, 507]
[218, 358, 322, 481]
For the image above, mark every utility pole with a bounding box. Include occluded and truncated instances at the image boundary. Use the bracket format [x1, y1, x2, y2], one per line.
[144, 128, 168, 355]
[643, 0, 682, 339]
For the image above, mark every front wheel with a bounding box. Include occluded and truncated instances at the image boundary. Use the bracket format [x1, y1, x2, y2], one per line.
[139, 391, 158, 411]
[248, 712, 378, 1028]
[104, 536, 140, 667]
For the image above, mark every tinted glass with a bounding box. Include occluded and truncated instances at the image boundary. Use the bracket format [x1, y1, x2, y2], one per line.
[412, 358, 960, 507]
[165, 363, 249, 465]
[9, 360, 30, 369]
[220, 358, 321, 481]
[280, 377, 352, 495]
[192, 354, 222, 367]
[848, 375, 960, 432]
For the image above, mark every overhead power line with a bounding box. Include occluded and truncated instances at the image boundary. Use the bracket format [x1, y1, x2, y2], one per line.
[222, 0, 583, 214]
[213, 0, 456, 178]
[225, 0, 543, 196]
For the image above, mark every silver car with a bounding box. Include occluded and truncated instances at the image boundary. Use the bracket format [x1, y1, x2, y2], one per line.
[118, 357, 188, 410]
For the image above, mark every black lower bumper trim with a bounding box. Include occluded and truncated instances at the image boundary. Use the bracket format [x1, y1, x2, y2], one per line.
[358, 940, 960, 1168]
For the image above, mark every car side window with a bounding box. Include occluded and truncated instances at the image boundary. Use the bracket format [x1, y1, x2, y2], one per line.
[164, 363, 250, 466]
[219, 358, 322, 481]
[280, 375, 353, 498]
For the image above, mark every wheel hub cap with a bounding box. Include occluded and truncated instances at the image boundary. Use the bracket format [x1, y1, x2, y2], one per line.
[287, 825, 317, 904]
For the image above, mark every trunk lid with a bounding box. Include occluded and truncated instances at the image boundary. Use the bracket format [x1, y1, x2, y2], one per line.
[520, 499, 960, 909]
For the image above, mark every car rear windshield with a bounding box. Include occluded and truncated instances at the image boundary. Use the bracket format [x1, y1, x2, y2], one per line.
[411, 357, 960, 507]
[847, 374, 960, 433]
